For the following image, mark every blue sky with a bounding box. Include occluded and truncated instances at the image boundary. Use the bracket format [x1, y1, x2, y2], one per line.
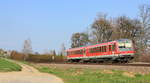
[0, 0, 149, 53]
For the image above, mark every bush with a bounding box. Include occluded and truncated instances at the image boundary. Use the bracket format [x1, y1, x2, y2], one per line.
[53, 55, 66, 62]
[10, 51, 66, 63]
[27, 54, 53, 62]
[26, 54, 66, 63]
[10, 51, 26, 60]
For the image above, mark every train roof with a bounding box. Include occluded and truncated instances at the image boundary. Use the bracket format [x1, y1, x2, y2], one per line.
[67, 40, 117, 52]
[86, 41, 116, 49]
[66, 46, 85, 51]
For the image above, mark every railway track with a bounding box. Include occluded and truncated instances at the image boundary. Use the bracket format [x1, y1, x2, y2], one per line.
[35, 62, 150, 74]
[53, 62, 150, 67]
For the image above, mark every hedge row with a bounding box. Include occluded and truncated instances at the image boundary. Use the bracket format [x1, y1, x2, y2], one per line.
[26, 54, 66, 62]
[10, 51, 66, 63]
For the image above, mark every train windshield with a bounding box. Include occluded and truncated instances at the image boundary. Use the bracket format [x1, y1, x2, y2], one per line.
[118, 39, 133, 51]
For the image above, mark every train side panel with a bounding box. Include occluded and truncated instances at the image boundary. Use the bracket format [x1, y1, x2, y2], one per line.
[66, 39, 135, 63]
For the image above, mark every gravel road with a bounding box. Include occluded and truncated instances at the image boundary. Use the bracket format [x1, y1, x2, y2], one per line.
[0, 62, 64, 83]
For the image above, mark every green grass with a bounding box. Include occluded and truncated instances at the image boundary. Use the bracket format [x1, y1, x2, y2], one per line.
[0, 58, 22, 72]
[37, 66, 150, 83]
[20, 60, 32, 66]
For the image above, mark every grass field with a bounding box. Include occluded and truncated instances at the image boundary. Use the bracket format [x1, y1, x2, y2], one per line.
[37, 66, 150, 83]
[0, 58, 22, 72]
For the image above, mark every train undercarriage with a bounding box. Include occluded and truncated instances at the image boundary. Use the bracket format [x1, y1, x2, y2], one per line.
[67, 55, 134, 64]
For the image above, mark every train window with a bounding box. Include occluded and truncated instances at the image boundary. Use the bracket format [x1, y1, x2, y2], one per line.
[102, 46, 106, 52]
[89, 48, 92, 53]
[74, 50, 78, 54]
[100, 47, 102, 52]
[96, 47, 100, 52]
[104, 46, 106, 52]
[112, 44, 116, 51]
[89, 48, 93, 53]
[91, 48, 95, 53]
[93, 48, 96, 52]
[74, 50, 83, 54]
[100, 46, 106, 52]
[74, 51, 76, 54]
[102, 46, 103, 52]
[70, 52, 72, 55]
[81, 50, 83, 53]
[83, 49, 86, 53]
[95, 48, 97, 52]
[89, 46, 109, 53]
[89, 46, 101, 53]
[72, 51, 75, 54]
[68, 52, 71, 55]
[69, 51, 76, 55]
[119, 46, 125, 48]
[109, 45, 112, 51]
[102, 46, 104, 52]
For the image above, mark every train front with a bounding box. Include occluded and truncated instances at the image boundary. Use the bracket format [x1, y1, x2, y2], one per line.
[117, 39, 135, 62]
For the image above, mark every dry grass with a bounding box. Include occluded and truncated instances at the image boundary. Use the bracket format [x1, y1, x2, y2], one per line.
[102, 70, 114, 74]
[122, 72, 135, 78]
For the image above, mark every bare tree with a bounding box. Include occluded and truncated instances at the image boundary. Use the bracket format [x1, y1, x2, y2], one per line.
[22, 39, 33, 54]
[60, 43, 66, 56]
[50, 50, 56, 56]
[114, 16, 142, 54]
[71, 32, 89, 48]
[115, 16, 142, 40]
[139, 4, 150, 47]
[91, 13, 113, 44]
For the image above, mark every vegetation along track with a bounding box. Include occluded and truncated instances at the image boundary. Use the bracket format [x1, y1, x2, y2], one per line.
[52, 62, 150, 67]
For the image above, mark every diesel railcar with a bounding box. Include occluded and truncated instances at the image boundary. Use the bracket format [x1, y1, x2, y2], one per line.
[66, 39, 135, 63]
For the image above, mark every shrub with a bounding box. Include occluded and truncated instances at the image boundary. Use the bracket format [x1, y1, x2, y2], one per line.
[10, 51, 26, 60]
[26, 54, 53, 62]
[26, 54, 66, 63]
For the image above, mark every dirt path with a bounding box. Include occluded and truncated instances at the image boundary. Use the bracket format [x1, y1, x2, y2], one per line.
[0, 62, 64, 83]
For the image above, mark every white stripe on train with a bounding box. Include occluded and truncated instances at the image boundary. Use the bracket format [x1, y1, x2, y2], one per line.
[67, 53, 134, 59]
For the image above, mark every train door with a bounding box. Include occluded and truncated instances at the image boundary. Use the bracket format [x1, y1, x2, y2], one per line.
[108, 45, 112, 55]
[112, 43, 117, 55]
[83, 48, 86, 57]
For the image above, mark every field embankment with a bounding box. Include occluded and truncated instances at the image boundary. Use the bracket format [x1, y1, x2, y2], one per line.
[32, 63, 150, 83]
[0, 58, 21, 72]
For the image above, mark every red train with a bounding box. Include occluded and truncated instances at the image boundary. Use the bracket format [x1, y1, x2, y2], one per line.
[66, 39, 135, 63]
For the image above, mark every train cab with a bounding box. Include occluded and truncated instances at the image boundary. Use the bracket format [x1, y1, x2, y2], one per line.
[116, 39, 135, 61]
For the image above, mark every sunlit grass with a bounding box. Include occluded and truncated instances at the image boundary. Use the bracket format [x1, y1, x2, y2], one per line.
[0, 58, 22, 72]
[38, 66, 150, 83]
